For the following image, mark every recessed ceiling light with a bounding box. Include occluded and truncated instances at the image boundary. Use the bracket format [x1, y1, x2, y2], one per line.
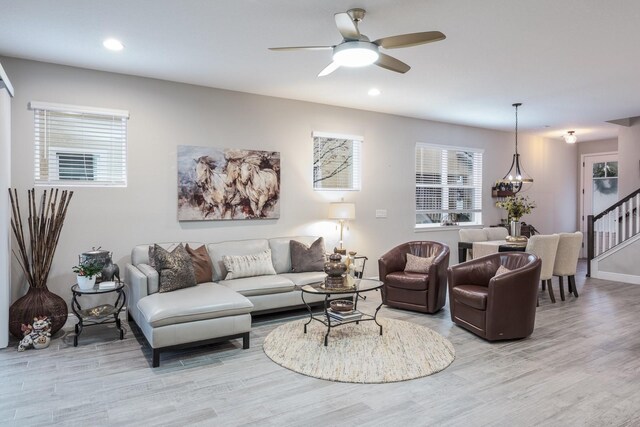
[368, 88, 381, 96]
[103, 38, 124, 51]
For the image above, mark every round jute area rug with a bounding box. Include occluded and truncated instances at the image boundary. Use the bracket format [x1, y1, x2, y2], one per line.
[263, 318, 455, 383]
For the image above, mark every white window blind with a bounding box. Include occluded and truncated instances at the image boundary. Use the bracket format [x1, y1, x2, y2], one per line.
[415, 143, 483, 227]
[30, 101, 129, 187]
[312, 132, 362, 191]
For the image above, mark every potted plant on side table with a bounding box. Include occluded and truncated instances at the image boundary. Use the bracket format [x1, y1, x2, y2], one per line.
[73, 261, 102, 290]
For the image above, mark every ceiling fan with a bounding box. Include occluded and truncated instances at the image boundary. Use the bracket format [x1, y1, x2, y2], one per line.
[269, 8, 446, 77]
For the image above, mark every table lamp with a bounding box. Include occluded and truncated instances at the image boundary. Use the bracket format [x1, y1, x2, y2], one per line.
[328, 202, 355, 255]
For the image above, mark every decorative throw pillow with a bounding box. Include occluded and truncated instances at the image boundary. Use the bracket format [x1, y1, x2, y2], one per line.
[185, 244, 214, 284]
[223, 249, 277, 280]
[148, 245, 156, 268]
[290, 237, 325, 272]
[494, 265, 512, 277]
[153, 244, 197, 293]
[404, 253, 435, 274]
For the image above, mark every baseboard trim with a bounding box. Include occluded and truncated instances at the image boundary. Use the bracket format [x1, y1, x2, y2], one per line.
[590, 265, 640, 285]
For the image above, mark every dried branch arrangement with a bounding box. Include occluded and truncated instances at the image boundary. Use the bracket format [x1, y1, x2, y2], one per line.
[9, 188, 73, 289]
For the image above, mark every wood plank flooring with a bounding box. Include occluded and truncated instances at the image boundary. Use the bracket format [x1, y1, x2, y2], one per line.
[1, 261, 640, 426]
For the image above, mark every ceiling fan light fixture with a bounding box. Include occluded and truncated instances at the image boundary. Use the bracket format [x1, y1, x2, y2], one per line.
[333, 41, 379, 67]
[564, 130, 577, 144]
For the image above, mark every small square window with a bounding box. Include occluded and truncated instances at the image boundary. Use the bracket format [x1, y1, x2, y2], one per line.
[30, 101, 129, 187]
[312, 132, 362, 191]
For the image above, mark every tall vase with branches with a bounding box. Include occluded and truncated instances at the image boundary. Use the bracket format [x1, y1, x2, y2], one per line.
[8, 188, 73, 338]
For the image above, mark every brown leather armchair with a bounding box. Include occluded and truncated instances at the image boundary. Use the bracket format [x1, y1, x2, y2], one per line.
[378, 241, 450, 314]
[447, 252, 541, 341]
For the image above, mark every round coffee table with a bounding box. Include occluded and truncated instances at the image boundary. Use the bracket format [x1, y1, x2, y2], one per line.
[300, 277, 383, 346]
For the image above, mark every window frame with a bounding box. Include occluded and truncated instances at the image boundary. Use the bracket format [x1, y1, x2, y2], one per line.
[312, 131, 362, 191]
[29, 101, 129, 187]
[415, 142, 484, 229]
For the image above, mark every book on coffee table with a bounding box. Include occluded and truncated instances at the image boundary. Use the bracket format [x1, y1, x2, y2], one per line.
[328, 309, 362, 321]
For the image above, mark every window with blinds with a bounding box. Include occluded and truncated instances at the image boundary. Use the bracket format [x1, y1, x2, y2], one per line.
[30, 101, 129, 187]
[312, 132, 362, 191]
[415, 143, 483, 227]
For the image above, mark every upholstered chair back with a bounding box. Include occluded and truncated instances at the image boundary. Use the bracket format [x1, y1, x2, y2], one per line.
[553, 232, 583, 276]
[483, 227, 509, 240]
[459, 228, 488, 242]
[525, 234, 560, 281]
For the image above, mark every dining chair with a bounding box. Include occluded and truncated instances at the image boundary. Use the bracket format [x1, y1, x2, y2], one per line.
[459, 229, 488, 260]
[483, 227, 509, 241]
[525, 234, 560, 303]
[552, 231, 583, 300]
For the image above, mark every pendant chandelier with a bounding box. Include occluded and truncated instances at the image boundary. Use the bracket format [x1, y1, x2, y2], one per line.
[502, 103, 533, 193]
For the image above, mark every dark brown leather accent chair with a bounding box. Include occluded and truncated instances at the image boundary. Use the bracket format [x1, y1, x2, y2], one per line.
[378, 241, 450, 314]
[447, 252, 541, 341]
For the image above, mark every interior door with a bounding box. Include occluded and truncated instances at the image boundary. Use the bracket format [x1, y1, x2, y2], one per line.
[582, 153, 619, 257]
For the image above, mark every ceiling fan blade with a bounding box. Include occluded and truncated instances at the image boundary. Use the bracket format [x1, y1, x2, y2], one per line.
[269, 46, 333, 51]
[318, 62, 340, 77]
[374, 31, 446, 49]
[334, 12, 360, 40]
[375, 53, 411, 74]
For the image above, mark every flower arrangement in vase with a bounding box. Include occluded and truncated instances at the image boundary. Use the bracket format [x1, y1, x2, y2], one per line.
[73, 261, 102, 290]
[496, 195, 536, 236]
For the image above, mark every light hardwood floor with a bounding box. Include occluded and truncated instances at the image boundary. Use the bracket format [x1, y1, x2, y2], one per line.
[1, 261, 640, 426]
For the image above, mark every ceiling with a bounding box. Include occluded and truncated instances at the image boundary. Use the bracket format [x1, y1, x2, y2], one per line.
[2, 0, 639, 142]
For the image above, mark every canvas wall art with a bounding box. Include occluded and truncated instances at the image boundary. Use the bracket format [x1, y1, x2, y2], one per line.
[178, 145, 280, 220]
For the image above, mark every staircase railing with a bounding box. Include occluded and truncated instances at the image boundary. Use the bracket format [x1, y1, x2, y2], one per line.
[587, 188, 640, 276]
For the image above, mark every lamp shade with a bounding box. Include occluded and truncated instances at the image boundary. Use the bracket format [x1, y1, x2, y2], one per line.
[328, 202, 356, 220]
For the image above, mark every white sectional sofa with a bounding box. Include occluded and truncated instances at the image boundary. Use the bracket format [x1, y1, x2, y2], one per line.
[125, 236, 331, 367]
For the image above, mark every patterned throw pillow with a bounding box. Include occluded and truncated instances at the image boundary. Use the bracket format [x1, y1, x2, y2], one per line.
[223, 249, 277, 280]
[148, 245, 156, 268]
[185, 244, 214, 284]
[153, 244, 197, 293]
[404, 253, 435, 274]
[290, 237, 325, 272]
[494, 265, 512, 277]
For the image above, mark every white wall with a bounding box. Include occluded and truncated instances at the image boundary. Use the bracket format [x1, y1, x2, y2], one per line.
[3, 56, 578, 306]
[577, 138, 618, 157]
[0, 69, 11, 348]
[618, 118, 640, 198]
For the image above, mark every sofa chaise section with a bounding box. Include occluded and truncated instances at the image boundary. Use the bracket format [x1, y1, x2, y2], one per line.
[126, 237, 336, 367]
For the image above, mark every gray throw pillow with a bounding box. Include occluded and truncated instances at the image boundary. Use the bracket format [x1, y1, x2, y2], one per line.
[404, 253, 435, 274]
[290, 237, 325, 272]
[494, 265, 512, 277]
[153, 243, 197, 293]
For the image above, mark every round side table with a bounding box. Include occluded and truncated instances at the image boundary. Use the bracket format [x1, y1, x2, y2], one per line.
[70, 282, 126, 347]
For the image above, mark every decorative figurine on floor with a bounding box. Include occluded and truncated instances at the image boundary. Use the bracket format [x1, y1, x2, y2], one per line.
[17, 316, 52, 352]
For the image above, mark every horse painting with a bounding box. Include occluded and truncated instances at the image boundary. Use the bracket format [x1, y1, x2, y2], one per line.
[178, 146, 280, 220]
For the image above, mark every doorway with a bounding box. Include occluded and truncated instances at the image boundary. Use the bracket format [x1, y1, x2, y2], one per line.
[581, 152, 619, 257]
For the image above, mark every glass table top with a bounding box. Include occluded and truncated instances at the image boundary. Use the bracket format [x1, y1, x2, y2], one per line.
[301, 276, 383, 295]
